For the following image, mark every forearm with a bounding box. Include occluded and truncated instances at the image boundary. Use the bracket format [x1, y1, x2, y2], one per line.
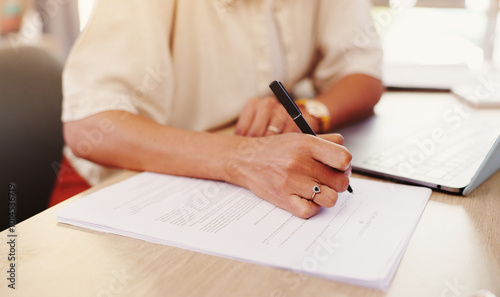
[315, 73, 384, 130]
[64, 110, 353, 219]
[63, 110, 243, 182]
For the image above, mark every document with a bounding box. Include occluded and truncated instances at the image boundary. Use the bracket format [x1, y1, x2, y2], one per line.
[57, 172, 431, 290]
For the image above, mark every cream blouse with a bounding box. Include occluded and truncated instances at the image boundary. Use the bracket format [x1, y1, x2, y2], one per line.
[62, 0, 383, 185]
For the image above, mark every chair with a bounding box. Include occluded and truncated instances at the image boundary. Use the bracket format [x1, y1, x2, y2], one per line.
[0, 46, 64, 231]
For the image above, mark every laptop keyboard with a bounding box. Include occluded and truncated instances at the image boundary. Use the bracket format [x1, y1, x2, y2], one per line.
[362, 125, 499, 181]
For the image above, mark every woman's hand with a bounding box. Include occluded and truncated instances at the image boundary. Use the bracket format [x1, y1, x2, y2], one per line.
[229, 133, 351, 219]
[235, 96, 321, 137]
[66, 110, 349, 219]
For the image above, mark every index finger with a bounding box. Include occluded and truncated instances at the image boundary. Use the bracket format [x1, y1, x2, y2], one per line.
[309, 134, 352, 172]
[319, 133, 344, 145]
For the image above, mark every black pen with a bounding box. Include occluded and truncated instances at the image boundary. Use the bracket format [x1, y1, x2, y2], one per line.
[269, 80, 353, 193]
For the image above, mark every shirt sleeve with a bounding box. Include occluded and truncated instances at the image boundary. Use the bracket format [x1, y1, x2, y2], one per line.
[62, 0, 176, 123]
[312, 0, 383, 93]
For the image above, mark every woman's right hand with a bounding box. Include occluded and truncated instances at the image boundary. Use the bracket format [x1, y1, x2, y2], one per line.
[228, 133, 352, 219]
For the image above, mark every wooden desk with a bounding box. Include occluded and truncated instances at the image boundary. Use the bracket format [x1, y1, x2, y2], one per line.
[1, 92, 500, 297]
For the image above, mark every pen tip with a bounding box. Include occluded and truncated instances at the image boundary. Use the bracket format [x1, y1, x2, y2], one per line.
[347, 185, 353, 193]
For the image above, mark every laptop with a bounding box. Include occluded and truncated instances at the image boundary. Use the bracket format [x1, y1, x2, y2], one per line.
[336, 92, 500, 195]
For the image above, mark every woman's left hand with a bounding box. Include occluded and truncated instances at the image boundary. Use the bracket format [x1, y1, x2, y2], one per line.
[235, 96, 321, 137]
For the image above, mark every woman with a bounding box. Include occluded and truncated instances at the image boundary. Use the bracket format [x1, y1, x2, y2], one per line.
[58, 0, 384, 218]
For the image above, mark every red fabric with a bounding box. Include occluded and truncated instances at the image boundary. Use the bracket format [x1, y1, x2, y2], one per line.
[49, 157, 91, 207]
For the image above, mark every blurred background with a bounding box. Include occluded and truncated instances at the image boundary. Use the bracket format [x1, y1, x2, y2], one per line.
[0, 0, 498, 66]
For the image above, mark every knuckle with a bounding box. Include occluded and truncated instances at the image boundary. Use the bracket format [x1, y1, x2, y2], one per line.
[338, 175, 350, 192]
[293, 135, 310, 150]
[324, 191, 338, 208]
[250, 97, 260, 105]
[338, 148, 352, 170]
[280, 161, 298, 179]
[284, 155, 305, 173]
[273, 175, 289, 191]
[245, 98, 259, 110]
[333, 133, 344, 145]
[296, 204, 319, 219]
[248, 131, 259, 137]
[263, 96, 277, 108]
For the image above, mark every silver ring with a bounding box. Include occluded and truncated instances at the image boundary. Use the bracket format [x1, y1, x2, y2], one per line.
[311, 185, 321, 200]
[267, 125, 281, 134]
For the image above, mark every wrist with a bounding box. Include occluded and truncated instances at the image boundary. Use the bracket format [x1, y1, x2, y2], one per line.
[302, 112, 321, 133]
[295, 98, 331, 133]
[218, 135, 256, 188]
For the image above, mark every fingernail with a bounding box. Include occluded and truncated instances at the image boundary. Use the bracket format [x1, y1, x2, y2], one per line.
[345, 167, 352, 177]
